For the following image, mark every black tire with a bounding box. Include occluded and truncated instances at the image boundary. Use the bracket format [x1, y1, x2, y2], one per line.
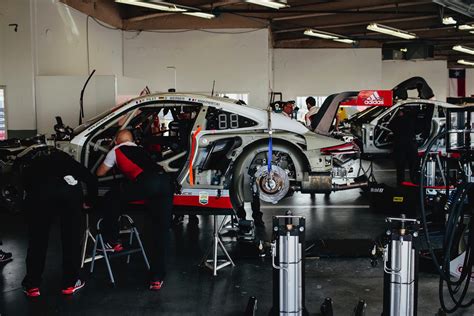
[0, 171, 24, 214]
[230, 140, 307, 210]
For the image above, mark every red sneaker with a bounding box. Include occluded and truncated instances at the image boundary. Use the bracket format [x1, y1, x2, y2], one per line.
[62, 279, 85, 295]
[23, 287, 40, 297]
[99, 242, 123, 253]
[149, 280, 164, 291]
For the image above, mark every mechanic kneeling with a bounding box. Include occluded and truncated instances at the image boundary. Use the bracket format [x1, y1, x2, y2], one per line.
[22, 148, 98, 297]
[96, 129, 173, 291]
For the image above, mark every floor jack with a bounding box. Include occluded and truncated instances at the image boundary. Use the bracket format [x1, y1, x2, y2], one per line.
[270, 213, 308, 316]
[382, 215, 419, 316]
[319, 216, 420, 316]
[245, 212, 368, 316]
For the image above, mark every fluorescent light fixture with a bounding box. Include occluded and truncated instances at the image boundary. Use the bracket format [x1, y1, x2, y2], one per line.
[183, 12, 215, 19]
[453, 45, 474, 55]
[458, 59, 474, 66]
[304, 29, 356, 44]
[442, 16, 457, 25]
[400, 48, 408, 53]
[333, 38, 356, 44]
[304, 29, 337, 39]
[459, 23, 474, 30]
[367, 23, 417, 40]
[245, 0, 288, 9]
[115, 0, 187, 12]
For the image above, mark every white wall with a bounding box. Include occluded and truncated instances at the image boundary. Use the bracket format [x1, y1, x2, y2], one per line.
[123, 29, 270, 108]
[34, 0, 123, 76]
[467, 69, 474, 97]
[0, 0, 36, 132]
[273, 49, 383, 100]
[0, 0, 125, 135]
[36, 75, 117, 134]
[382, 60, 448, 102]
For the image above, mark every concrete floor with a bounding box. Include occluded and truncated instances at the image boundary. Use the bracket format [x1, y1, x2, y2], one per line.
[0, 160, 473, 315]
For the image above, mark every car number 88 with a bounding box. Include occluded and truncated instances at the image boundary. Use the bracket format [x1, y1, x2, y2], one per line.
[218, 113, 239, 129]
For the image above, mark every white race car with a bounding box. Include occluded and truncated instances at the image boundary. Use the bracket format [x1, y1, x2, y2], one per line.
[1, 92, 368, 212]
[350, 99, 448, 155]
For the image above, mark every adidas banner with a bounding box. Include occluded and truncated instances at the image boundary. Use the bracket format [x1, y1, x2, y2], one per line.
[449, 69, 466, 98]
[340, 90, 393, 107]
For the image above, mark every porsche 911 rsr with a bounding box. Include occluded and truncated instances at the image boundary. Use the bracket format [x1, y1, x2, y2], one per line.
[1, 93, 368, 212]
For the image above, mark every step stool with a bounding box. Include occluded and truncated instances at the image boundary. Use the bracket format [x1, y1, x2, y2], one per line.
[89, 214, 150, 285]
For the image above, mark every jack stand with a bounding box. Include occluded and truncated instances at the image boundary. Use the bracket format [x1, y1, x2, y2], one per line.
[270, 212, 308, 316]
[353, 300, 367, 316]
[382, 215, 420, 316]
[201, 215, 235, 276]
[320, 298, 333, 316]
[319, 297, 367, 316]
[244, 296, 258, 316]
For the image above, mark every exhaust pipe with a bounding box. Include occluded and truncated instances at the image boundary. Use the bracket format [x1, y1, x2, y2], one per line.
[332, 181, 369, 191]
[300, 173, 368, 193]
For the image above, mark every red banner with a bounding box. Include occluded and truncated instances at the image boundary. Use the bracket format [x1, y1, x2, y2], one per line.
[341, 90, 393, 107]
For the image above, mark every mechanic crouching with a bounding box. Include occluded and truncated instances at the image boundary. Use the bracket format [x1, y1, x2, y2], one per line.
[21, 148, 98, 297]
[96, 130, 173, 291]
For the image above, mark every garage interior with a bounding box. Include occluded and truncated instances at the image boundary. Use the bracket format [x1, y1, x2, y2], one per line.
[1, 0, 474, 315]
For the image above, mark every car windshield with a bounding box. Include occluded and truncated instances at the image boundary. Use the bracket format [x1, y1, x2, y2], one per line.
[73, 103, 126, 135]
[351, 106, 387, 125]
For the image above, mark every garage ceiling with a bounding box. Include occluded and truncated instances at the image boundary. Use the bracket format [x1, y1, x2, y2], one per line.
[61, 0, 474, 67]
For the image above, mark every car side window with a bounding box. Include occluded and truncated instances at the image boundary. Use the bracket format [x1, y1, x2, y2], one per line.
[205, 107, 258, 130]
[379, 107, 399, 125]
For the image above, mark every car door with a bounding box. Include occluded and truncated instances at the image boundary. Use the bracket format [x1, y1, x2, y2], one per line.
[372, 102, 434, 151]
[82, 102, 202, 192]
[173, 105, 266, 210]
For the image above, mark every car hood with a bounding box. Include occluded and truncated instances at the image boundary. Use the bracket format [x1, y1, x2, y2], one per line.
[269, 112, 309, 134]
[303, 131, 345, 150]
[248, 110, 344, 149]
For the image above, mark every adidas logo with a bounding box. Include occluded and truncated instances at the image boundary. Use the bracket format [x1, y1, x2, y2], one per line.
[364, 91, 384, 105]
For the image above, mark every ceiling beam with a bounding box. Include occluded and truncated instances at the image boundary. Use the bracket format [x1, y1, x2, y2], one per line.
[273, 14, 438, 34]
[274, 38, 382, 49]
[201, 0, 243, 9]
[60, 0, 122, 28]
[126, 12, 173, 23]
[447, 62, 473, 68]
[271, 1, 431, 22]
[123, 12, 268, 30]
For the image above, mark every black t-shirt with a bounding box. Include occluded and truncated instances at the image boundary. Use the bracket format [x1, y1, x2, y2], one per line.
[389, 112, 417, 145]
[22, 150, 98, 201]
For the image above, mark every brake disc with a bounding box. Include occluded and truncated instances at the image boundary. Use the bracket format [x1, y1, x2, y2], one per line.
[254, 165, 289, 204]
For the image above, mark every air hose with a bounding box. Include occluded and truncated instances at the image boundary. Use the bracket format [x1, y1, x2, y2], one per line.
[267, 107, 273, 174]
[419, 131, 473, 313]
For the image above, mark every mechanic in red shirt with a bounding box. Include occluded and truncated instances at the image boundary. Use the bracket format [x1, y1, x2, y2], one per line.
[96, 130, 173, 291]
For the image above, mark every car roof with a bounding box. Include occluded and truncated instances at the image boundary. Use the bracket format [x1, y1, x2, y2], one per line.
[130, 92, 241, 105]
[395, 98, 474, 109]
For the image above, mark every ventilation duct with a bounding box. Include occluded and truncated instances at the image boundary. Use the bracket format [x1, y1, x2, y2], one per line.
[433, 0, 474, 17]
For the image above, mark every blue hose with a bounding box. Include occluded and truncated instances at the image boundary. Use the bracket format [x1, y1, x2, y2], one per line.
[267, 136, 273, 173]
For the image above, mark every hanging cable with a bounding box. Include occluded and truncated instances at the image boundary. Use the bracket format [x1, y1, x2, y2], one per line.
[90, 16, 263, 34]
[419, 131, 473, 313]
